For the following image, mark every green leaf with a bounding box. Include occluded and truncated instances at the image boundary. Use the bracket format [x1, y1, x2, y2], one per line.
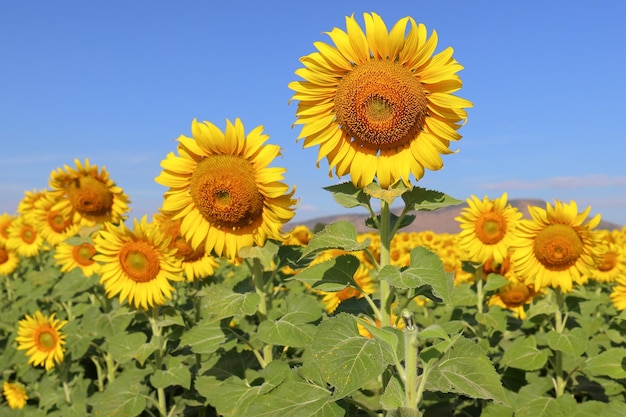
[257, 320, 316, 347]
[239, 240, 279, 270]
[203, 284, 261, 320]
[501, 336, 549, 371]
[151, 365, 191, 390]
[94, 307, 135, 338]
[418, 324, 452, 341]
[179, 318, 226, 354]
[90, 368, 150, 417]
[380, 247, 453, 304]
[380, 375, 404, 410]
[195, 375, 259, 416]
[484, 273, 510, 291]
[401, 186, 462, 211]
[290, 254, 360, 291]
[545, 327, 588, 357]
[323, 182, 370, 209]
[364, 181, 409, 204]
[106, 332, 147, 364]
[311, 314, 393, 398]
[584, 348, 626, 378]
[426, 337, 508, 403]
[300, 221, 370, 259]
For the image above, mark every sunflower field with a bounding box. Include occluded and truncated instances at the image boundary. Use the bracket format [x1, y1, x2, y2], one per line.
[2, 11, 626, 417]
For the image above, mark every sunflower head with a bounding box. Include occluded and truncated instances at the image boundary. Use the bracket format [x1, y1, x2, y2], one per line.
[15, 311, 67, 371]
[156, 118, 297, 259]
[2, 381, 28, 409]
[289, 12, 472, 188]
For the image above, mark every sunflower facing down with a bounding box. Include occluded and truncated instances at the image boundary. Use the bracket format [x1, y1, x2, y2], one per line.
[93, 217, 184, 310]
[2, 381, 28, 409]
[511, 200, 603, 293]
[455, 193, 522, 265]
[15, 311, 67, 371]
[155, 118, 297, 259]
[289, 12, 472, 189]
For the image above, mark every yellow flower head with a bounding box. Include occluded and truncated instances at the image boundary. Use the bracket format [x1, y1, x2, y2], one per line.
[31, 191, 80, 246]
[155, 118, 297, 259]
[511, 200, 603, 292]
[2, 381, 28, 409]
[54, 239, 101, 277]
[0, 212, 15, 246]
[93, 216, 184, 310]
[5, 216, 44, 258]
[289, 12, 472, 188]
[0, 242, 20, 275]
[15, 311, 67, 371]
[455, 193, 523, 264]
[591, 232, 626, 283]
[48, 158, 130, 225]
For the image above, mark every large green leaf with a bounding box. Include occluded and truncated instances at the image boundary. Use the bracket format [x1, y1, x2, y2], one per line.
[257, 320, 316, 347]
[584, 348, 626, 379]
[545, 327, 588, 357]
[426, 337, 508, 404]
[106, 332, 147, 364]
[311, 314, 393, 398]
[179, 317, 227, 354]
[501, 336, 549, 371]
[93, 306, 135, 339]
[401, 186, 462, 211]
[90, 367, 151, 417]
[203, 284, 261, 320]
[323, 182, 370, 209]
[300, 221, 370, 259]
[151, 365, 192, 390]
[239, 240, 279, 270]
[290, 254, 360, 291]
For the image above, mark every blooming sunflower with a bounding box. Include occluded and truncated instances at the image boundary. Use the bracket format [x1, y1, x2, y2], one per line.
[153, 211, 219, 281]
[54, 239, 101, 277]
[591, 240, 626, 283]
[17, 189, 48, 221]
[5, 216, 44, 257]
[511, 200, 604, 292]
[289, 12, 472, 188]
[2, 381, 28, 409]
[15, 311, 67, 371]
[93, 216, 184, 310]
[31, 192, 80, 246]
[610, 284, 626, 311]
[455, 193, 522, 265]
[0, 243, 20, 275]
[155, 118, 297, 259]
[49, 158, 130, 225]
[0, 212, 15, 246]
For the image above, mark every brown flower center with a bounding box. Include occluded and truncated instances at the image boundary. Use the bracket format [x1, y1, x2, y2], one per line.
[533, 224, 584, 271]
[73, 243, 96, 266]
[66, 176, 113, 217]
[190, 155, 264, 229]
[48, 210, 72, 233]
[20, 226, 37, 244]
[334, 60, 428, 152]
[0, 247, 8, 264]
[499, 283, 531, 307]
[597, 250, 618, 272]
[475, 212, 507, 245]
[36, 327, 58, 351]
[119, 241, 161, 283]
[0, 222, 10, 239]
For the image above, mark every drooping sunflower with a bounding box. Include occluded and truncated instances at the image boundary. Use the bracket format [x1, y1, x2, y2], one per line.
[15, 311, 67, 371]
[289, 12, 472, 189]
[153, 211, 219, 281]
[0, 243, 20, 275]
[93, 216, 184, 310]
[5, 216, 45, 257]
[2, 381, 28, 409]
[31, 192, 80, 246]
[455, 193, 523, 265]
[54, 239, 101, 277]
[511, 200, 604, 293]
[155, 118, 297, 259]
[48, 158, 130, 225]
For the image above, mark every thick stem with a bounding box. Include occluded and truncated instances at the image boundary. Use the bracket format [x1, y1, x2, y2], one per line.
[150, 307, 167, 416]
[553, 288, 566, 397]
[379, 201, 392, 328]
[403, 312, 419, 410]
[252, 258, 273, 366]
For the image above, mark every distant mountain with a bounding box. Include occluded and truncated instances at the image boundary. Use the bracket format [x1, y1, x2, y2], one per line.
[295, 198, 623, 234]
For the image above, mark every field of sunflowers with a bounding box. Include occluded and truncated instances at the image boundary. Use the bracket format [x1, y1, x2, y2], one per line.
[2, 11, 626, 417]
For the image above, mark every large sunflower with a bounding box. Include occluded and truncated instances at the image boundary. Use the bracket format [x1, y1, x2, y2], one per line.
[511, 200, 603, 292]
[15, 311, 67, 371]
[455, 193, 523, 264]
[289, 12, 472, 189]
[2, 381, 28, 409]
[155, 118, 297, 259]
[93, 217, 183, 310]
[49, 158, 130, 225]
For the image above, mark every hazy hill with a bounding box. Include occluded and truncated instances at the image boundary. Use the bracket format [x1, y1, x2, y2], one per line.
[295, 198, 623, 234]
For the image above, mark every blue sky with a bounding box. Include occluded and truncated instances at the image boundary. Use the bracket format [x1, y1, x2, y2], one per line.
[1, 1, 626, 227]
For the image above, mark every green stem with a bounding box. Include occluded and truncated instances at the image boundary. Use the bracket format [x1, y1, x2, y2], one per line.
[553, 288, 566, 397]
[150, 307, 167, 416]
[251, 258, 273, 366]
[403, 311, 419, 410]
[379, 201, 392, 328]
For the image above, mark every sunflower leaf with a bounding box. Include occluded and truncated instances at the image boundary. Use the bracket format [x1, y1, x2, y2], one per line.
[239, 240, 279, 270]
[584, 348, 626, 379]
[364, 181, 409, 204]
[323, 181, 370, 209]
[500, 336, 549, 371]
[300, 221, 370, 259]
[289, 254, 360, 291]
[402, 186, 462, 212]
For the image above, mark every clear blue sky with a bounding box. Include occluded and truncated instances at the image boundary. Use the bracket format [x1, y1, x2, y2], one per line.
[1, 1, 625, 227]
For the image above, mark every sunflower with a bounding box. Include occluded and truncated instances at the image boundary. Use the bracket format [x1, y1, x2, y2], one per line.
[318, 262, 376, 313]
[591, 241, 626, 283]
[17, 188, 47, 221]
[610, 284, 626, 311]
[153, 211, 219, 281]
[0, 243, 20, 275]
[54, 239, 101, 277]
[2, 381, 28, 409]
[5, 216, 44, 257]
[0, 212, 15, 246]
[289, 12, 472, 189]
[511, 200, 603, 292]
[48, 158, 130, 225]
[31, 192, 80, 246]
[455, 193, 522, 265]
[15, 311, 67, 371]
[93, 216, 184, 310]
[155, 118, 297, 259]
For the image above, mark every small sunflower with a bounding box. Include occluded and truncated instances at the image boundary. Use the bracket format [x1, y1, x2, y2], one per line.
[511, 200, 603, 292]
[610, 284, 626, 311]
[93, 216, 184, 310]
[5, 216, 44, 257]
[2, 381, 28, 409]
[31, 192, 80, 246]
[15, 311, 67, 371]
[488, 279, 539, 320]
[289, 12, 472, 188]
[455, 193, 522, 265]
[0, 212, 15, 246]
[155, 118, 297, 259]
[16, 189, 48, 221]
[54, 239, 101, 277]
[591, 232, 626, 283]
[49, 158, 130, 225]
[0, 243, 20, 275]
[153, 211, 219, 281]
